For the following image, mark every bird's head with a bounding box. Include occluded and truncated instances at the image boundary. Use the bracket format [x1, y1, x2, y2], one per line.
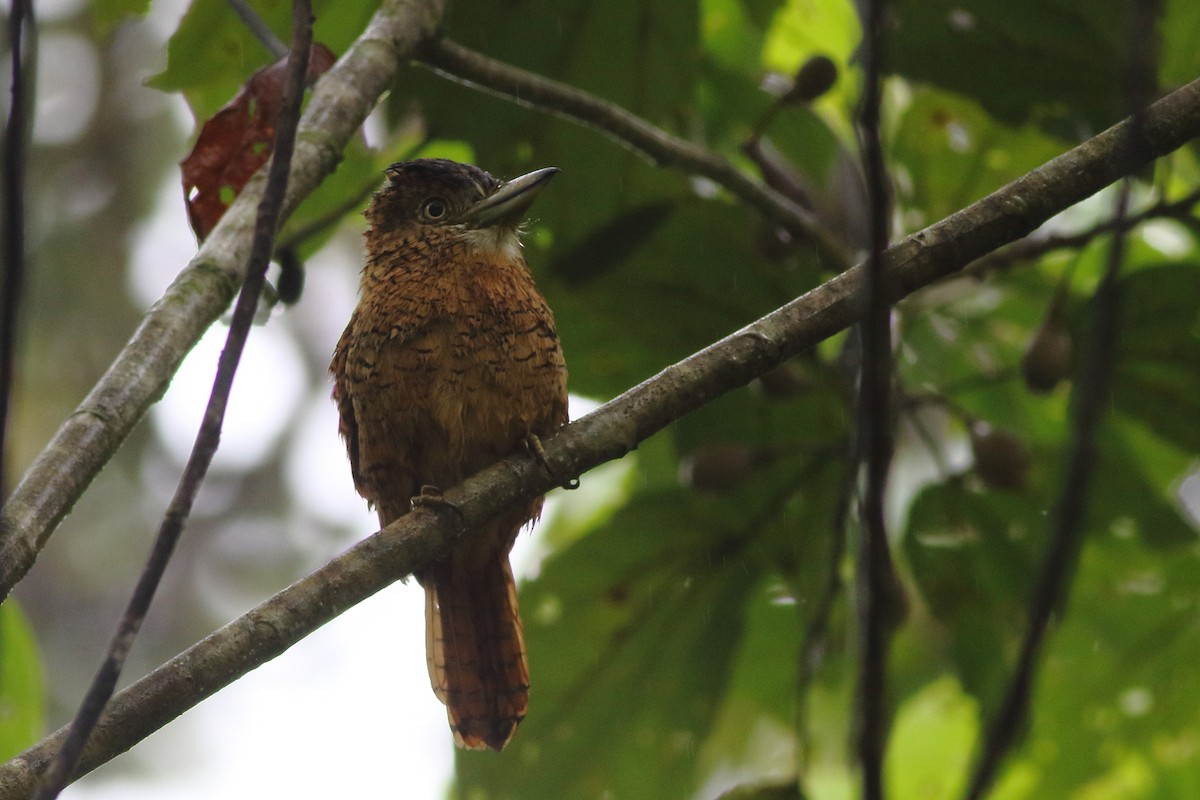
[366, 158, 558, 262]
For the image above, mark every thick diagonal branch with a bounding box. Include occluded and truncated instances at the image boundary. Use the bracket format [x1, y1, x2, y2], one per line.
[0, 0, 446, 602]
[1, 74, 1197, 797]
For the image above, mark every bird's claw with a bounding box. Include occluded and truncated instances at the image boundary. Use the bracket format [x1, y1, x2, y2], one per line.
[524, 434, 580, 491]
[411, 485, 464, 522]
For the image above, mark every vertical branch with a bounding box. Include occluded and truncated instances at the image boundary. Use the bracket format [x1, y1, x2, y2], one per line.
[854, 0, 902, 797]
[963, 2, 1158, 797]
[1, 0, 33, 502]
[31, 2, 315, 796]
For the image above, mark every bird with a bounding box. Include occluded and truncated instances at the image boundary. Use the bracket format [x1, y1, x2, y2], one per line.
[329, 158, 568, 751]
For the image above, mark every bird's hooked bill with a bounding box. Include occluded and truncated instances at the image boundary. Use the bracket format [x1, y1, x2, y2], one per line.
[461, 167, 559, 229]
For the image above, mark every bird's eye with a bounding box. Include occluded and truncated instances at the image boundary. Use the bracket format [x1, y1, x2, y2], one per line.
[422, 198, 448, 220]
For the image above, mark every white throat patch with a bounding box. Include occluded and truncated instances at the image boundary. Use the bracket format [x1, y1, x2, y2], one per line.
[462, 225, 525, 261]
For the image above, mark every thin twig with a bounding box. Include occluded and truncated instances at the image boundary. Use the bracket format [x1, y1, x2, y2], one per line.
[32, 4, 314, 797]
[962, 1, 1159, 796]
[1, 0, 33, 504]
[416, 38, 857, 269]
[963, 186, 1200, 277]
[0, 71, 1196, 790]
[227, 0, 288, 59]
[741, 137, 818, 213]
[854, 1, 901, 797]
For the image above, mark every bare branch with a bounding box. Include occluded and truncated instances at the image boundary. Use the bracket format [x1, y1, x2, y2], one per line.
[416, 38, 857, 268]
[1, 0, 33, 503]
[0, 0, 447, 603]
[964, 185, 1200, 276]
[853, 2, 901, 796]
[1, 72, 1197, 795]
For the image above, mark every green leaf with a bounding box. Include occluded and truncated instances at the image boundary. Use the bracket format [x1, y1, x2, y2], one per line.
[703, 0, 775, 76]
[0, 601, 45, 761]
[687, 451, 850, 788]
[547, 201, 677, 287]
[548, 199, 817, 398]
[1014, 527, 1200, 796]
[886, 677, 977, 800]
[1090, 423, 1198, 549]
[1107, 264, 1200, 453]
[90, 0, 151, 36]
[889, 0, 1133, 132]
[761, 0, 862, 130]
[898, 265, 1071, 445]
[891, 85, 1071, 224]
[902, 481, 1043, 712]
[149, 0, 378, 123]
[1160, 0, 1200, 90]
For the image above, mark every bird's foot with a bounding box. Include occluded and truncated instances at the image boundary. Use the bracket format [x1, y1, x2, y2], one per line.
[524, 434, 580, 491]
[411, 485, 463, 519]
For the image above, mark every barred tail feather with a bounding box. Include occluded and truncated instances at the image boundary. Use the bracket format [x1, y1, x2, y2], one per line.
[423, 549, 529, 751]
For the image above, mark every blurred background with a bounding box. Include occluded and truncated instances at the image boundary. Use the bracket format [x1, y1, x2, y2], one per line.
[4, 0, 1200, 798]
[8, 0, 473, 795]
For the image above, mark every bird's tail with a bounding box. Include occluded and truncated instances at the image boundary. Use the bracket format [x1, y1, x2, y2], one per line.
[421, 544, 529, 751]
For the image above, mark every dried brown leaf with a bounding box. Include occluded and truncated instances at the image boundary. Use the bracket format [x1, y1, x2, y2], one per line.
[182, 43, 336, 241]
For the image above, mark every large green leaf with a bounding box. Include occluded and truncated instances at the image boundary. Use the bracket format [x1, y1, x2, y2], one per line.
[1108, 263, 1200, 453]
[1091, 423, 1198, 549]
[889, 0, 1131, 132]
[0, 601, 45, 762]
[891, 86, 1071, 224]
[890, 0, 1199, 134]
[761, 0, 862, 128]
[898, 265, 1073, 445]
[703, 0, 776, 76]
[886, 677, 978, 800]
[90, 0, 151, 35]
[149, 0, 378, 123]
[546, 199, 818, 398]
[1009, 526, 1200, 796]
[1161, 0, 1200, 89]
[903, 481, 1043, 712]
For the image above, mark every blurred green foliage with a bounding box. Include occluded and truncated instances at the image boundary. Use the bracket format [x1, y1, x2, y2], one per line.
[0, 602, 45, 762]
[33, 0, 1200, 797]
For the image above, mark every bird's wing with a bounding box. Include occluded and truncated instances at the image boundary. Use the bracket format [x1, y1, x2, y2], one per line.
[331, 310, 452, 522]
[330, 324, 364, 494]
